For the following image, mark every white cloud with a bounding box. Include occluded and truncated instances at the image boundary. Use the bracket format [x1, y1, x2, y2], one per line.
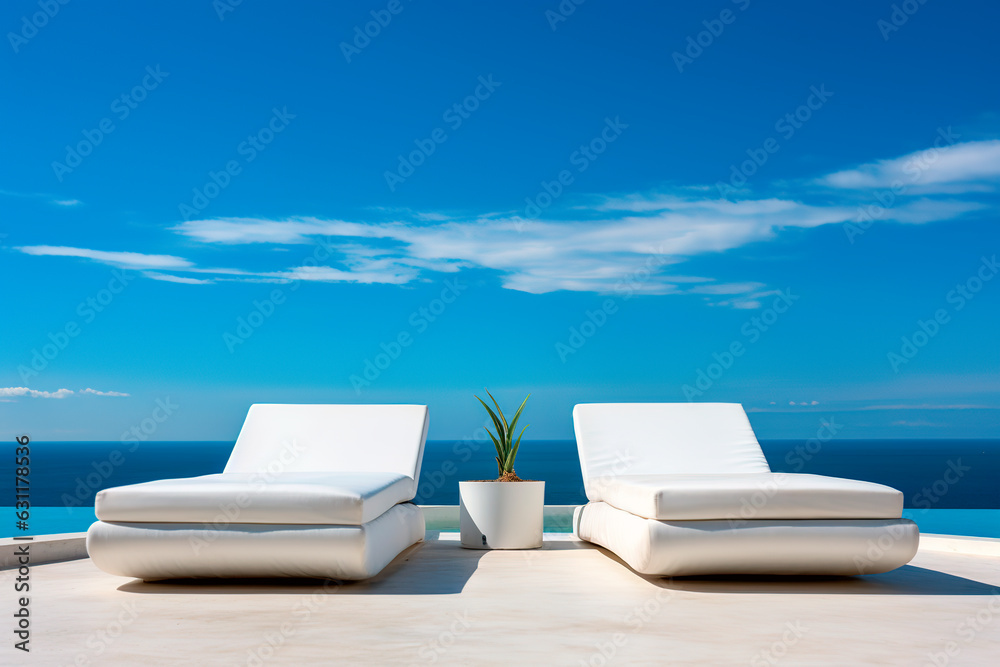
[689, 282, 767, 296]
[885, 198, 987, 224]
[17, 138, 999, 306]
[716, 298, 761, 309]
[0, 386, 130, 399]
[280, 263, 417, 285]
[594, 194, 804, 216]
[172, 197, 853, 297]
[694, 284, 777, 309]
[819, 139, 1000, 192]
[167, 146, 988, 296]
[143, 271, 214, 285]
[668, 276, 714, 284]
[706, 293, 775, 310]
[169, 217, 380, 245]
[859, 403, 993, 411]
[414, 211, 455, 222]
[0, 189, 84, 206]
[17, 245, 192, 270]
[748, 401, 995, 413]
[80, 388, 130, 397]
[0, 387, 73, 399]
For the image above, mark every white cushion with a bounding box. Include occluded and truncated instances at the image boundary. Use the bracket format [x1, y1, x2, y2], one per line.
[87, 503, 425, 580]
[573, 403, 770, 502]
[592, 473, 904, 521]
[574, 501, 919, 576]
[224, 404, 429, 499]
[95, 472, 413, 525]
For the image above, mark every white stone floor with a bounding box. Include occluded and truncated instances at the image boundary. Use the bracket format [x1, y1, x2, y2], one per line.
[4, 533, 999, 666]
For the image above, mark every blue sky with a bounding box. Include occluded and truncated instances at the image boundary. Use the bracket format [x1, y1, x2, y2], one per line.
[2, 0, 998, 441]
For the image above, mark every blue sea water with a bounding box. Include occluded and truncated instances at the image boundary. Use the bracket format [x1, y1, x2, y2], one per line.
[3, 440, 998, 537]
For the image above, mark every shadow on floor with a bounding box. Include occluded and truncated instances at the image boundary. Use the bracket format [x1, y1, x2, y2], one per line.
[648, 565, 999, 596]
[583, 546, 999, 596]
[116, 535, 488, 596]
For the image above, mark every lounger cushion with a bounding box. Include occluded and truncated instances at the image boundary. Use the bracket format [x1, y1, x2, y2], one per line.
[224, 404, 429, 499]
[573, 403, 771, 502]
[95, 472, 413, 525]
[574, 501, 919, 576]
[591, 472, 904, 521]
[88, 503, 425, 580]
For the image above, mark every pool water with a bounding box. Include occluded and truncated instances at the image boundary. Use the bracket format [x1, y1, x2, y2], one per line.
[4, 439, 996, 539]
[3, 506, 998, 539]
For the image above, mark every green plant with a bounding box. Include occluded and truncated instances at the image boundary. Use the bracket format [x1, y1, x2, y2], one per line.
[475, 389, 530, 479]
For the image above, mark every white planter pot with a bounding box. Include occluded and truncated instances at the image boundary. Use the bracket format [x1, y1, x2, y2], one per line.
[459, 480, 544, 549]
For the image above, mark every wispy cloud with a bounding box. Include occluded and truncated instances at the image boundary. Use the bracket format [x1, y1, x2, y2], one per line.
[891, 420, 945, 427]
[0, 189, 83, 206]
[858, 403, 995, 411]
[705, 289, 782, 310]
[169, 217, 377, 245]
[80, 388, 130, 397]
[887, 198, 987, 224]
[143, 271, 214, 285]
[748, 402, 996, 413]
[0, 386, 130, 399]
[280, 263, 417, 285]
[818, 139, 1000, 192]
[170, 197, 850, 297]
[17, 245, 192, 270]
[0, 387, 74, 399]
[689, 282, 767, 296]
[14, 138, 1000, 306]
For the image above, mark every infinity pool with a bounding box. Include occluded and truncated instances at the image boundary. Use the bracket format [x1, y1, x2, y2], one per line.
[3, 506, 998, 539]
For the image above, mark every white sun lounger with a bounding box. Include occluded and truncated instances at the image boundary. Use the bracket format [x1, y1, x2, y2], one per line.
[572, 403, 919, 576]
[87, 404, 428, 581]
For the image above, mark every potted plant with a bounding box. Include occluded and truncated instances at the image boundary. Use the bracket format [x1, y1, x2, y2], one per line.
[459, 390, 544, 549]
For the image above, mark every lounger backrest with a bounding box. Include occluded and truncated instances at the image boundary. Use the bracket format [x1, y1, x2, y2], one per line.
[573, 403, 770, 501]
[224, 404, 429, 495]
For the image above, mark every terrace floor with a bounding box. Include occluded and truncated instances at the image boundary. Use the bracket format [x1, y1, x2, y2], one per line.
[8, 533, 1000, 666]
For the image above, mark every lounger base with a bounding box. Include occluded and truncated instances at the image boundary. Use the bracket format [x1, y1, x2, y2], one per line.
[87, 502, 424, 581]
[574, 502, 918, 577]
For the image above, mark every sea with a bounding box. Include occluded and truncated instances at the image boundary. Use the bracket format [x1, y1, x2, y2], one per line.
[4, 439, 998, 537]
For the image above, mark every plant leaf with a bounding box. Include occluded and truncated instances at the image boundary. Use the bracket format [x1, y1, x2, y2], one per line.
[504, 425, 527, 471]
[507, 393, 530, 439]
[476, 395, 507, 447]
[485, 428, 504, 462]
[485, 388, 509, 442]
